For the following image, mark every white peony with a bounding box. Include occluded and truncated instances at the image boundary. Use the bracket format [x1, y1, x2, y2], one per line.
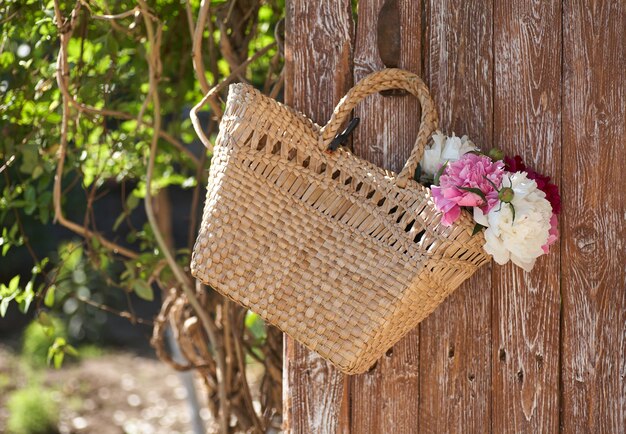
[420, 131, 477, 179]
[473, 172, 552, 272]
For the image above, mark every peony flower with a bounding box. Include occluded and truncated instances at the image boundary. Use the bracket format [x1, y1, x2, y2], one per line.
[542, 213, 559, 254]
[504, 155, 561, 214]
[503, 155, 526, 172]
[420, 131, 477, 179]
[431, 153, 504, 226]
[473, 172, 553, 272]
[531, 173, 561, 214]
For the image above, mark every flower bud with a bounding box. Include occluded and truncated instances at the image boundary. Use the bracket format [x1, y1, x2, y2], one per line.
[488, 148, 505, 161]
[498, 187, 514, 203]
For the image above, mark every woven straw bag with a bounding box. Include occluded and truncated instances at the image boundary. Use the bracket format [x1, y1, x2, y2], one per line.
[191, 68, 489, 374]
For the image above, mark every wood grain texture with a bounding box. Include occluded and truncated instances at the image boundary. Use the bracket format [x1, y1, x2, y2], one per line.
[561, 1, 626, 433]
[351, 0, 422, 173]
[492, 1, 561, 432]
[418, 1, 493, 432]
[283, 1, 354, 433]
[284, 1, 624, 432]
[349, 1, 422, 433]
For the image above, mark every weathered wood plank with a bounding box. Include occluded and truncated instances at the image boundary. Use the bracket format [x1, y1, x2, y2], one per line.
[349, 1, 422, 433]
[351, 0, 422, 172]
[418, 1, 493, 432]
[492, 1, 562, 433]
[561, 1, 626, 433]
[282, 1, 354, 433]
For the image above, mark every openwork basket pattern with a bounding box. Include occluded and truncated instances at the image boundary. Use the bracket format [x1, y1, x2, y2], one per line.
[191, 69, 489, 374]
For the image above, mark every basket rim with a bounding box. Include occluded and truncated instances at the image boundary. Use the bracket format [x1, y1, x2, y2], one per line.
[226, 82, 483, 242]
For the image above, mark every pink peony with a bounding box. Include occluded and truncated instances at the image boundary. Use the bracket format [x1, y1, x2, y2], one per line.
[431, 154, 505, 226]
[542, 213, 559, 254]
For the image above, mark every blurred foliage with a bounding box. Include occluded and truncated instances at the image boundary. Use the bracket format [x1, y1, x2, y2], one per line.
[22, 315, 104, 371]
[1, 0, 284, 429]
[21, 315, 69, 367]
[7, 385, 59, 434]
[0, 0, 281, 334]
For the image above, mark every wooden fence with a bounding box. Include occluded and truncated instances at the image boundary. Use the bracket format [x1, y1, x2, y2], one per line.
[282, 0, 625, 432]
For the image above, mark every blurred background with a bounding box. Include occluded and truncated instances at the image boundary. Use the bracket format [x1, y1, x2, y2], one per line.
[0, 0, 286, 432]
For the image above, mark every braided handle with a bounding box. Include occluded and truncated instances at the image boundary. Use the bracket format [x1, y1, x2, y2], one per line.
[320, 68, 439, 187]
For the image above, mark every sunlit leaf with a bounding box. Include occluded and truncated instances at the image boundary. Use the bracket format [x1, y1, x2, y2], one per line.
[64, 343, 79, 357]
[8, 275, 20, 292]
[19, 281, 35, 313]
[0, 299, 10, 317]
[53, 351, 64, 369]
[44, 285, 55, 308]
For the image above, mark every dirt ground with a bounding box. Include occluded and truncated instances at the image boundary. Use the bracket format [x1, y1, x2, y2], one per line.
[0, 345, 219, 434]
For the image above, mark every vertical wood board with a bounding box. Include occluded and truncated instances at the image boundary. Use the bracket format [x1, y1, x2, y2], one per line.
[492, 0, 562, 432]
[418, 0, 493, 432]
[283, 1, 354, 432]
[349, 1, 422, 432]
[283, 1, 626, 432]
[561, 1, 626, 433]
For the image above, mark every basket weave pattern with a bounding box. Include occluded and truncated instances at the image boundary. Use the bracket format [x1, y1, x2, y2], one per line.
[191, 69, 489, 374]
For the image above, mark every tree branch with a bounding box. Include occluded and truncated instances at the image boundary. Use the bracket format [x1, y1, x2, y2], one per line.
[190, 42, 276, 150]
[53, 0, 138, 259]
[76, 294, 154, 326]
[136, 2, 230, 431]
[192, 0, 212, 94]
[54, 2, 200, 167]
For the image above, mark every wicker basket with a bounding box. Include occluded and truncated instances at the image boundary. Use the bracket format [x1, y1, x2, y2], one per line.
[190, 68, 489, 375]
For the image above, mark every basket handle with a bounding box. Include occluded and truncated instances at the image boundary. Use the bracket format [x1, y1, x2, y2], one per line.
[320, 68, 439, 187]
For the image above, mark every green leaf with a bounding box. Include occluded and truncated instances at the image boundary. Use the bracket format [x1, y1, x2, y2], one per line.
[8, 275, 20, 292]
[113, 213, 126, 231]
[127, 192, 140, 210]
[19, 144, 38, 174]
[0, 299, 10, 317]
[19, 281, 34, 313]
[91, 236, 101, 250]
[62, 243, 83, 270]
[44, 285, 55, 307]
[0, 51, 15, 68]
[433, 161, 448, 186]
[413, 164, 422, 182]
[19, 59, 34, 69]
[457, 186, 487, 203]
[38, 206, 49, 224]
[23, 185, 37, 215]
[472, 223, 487, 236]
[64, 344, 79, 357]
[483, 175, 499, 191]
[106, 32, 119, 54]
[53, 351, 64, 369]
[132, 280, 154, 301]
[245, 311, 267, 341]
[32, 258, 49, 275]
[47, 337, 71, 369]
[510, 203, 516, 223]
[32, 165, 44, 179]
[8, 200, 26, 208]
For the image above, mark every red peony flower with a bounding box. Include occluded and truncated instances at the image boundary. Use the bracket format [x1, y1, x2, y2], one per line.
[504, 155, 526, 172]
[504, 155, 561, 214]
